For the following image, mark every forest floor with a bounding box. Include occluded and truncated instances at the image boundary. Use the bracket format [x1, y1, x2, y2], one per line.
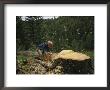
[16, 51, 94, 74]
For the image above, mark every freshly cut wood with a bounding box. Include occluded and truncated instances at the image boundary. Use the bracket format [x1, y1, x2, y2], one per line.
[52, 50, 90, 61]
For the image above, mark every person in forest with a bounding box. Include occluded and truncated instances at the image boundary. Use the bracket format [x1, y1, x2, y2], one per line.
[36, 41, 53, 61]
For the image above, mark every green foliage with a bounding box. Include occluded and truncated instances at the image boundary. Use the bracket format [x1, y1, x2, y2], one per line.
[16, 16, 94, 52]
[17, 55, 27, 65]
[81, 51, 94, 60]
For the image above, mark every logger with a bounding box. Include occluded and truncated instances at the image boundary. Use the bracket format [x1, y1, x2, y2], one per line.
[36, 41, 53, 62]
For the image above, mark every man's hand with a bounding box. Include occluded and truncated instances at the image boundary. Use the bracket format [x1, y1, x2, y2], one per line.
[44, 52, 52, 62]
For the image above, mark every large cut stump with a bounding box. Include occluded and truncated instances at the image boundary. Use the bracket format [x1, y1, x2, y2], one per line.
[51, 50, 93, 74]
[52, 50, 90, 61]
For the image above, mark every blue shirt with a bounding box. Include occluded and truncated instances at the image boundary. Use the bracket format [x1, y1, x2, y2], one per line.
[38, 42, 50, 53]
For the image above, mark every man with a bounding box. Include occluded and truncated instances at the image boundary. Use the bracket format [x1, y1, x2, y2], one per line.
[36, 41, 53, 61]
